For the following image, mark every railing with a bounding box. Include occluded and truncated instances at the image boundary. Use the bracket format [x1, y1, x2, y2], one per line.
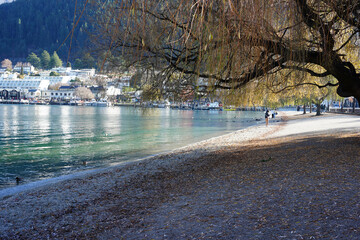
[329, 107, 360, 114]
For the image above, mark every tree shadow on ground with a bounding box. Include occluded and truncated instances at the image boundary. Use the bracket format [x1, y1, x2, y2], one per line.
[2, 133, 360, 239]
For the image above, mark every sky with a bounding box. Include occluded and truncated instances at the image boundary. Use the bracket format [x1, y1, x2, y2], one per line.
[0, 0, 14, 4]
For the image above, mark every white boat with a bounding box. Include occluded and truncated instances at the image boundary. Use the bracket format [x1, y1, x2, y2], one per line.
[157, 103, 166, 108]
[84, 99, 95, 106]
[20, 99, 29, 104]
[96, 98, 109, 107]
[84, 99, 109, 107]
[96, 100, 108, 107]
[209, 102, 220, 110]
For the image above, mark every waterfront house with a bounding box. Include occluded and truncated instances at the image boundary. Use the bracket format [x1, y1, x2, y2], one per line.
[42, 86, 76, 101]
[0, 89, 21, 100]
[25, 89, 42, 99]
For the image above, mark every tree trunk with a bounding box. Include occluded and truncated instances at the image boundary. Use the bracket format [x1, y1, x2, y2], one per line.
[310, 102, 312, 113]
[303, 103, 306, 114]
[316, 102, 321, 116]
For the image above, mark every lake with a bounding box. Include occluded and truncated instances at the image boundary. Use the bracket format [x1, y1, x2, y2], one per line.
[0, 104, 263, 189]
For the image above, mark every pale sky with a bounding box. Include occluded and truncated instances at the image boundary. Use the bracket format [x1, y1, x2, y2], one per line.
[0, 0, 14, 4]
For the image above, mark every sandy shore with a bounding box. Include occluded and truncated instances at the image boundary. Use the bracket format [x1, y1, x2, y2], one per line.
[1, 111, 360, 239]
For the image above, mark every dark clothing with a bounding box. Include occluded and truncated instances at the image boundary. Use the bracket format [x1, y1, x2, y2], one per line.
[265, 111, 270, 119]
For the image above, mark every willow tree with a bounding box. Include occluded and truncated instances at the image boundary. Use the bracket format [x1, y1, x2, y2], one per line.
[90, 0, 360, 102]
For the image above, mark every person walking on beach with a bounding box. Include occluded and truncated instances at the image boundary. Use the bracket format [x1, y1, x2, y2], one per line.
[265, 109, 270, 126]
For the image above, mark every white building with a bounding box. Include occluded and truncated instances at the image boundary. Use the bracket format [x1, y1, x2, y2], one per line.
[68, 69, 96, 78]
[39, 71, 51, 77]
[106, 86, 122, 97]
[23, 76, 72, 86]
[51, 67, 72, 75]
[0, 72, 17, 80]
[13, 62, 35, 74]
[0, 79, 50, 90]
[118, 76, 131, 89]
[42, 87, 76, 100]
[24, 89, 42, 99]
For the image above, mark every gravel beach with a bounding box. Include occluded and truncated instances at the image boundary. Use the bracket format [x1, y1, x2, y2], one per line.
[1, 111, 360, 239]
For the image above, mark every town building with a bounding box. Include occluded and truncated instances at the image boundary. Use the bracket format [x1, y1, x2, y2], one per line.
[42, 86, 76, 100]
[118, 76, 131, 89]
[23, 76, 72, 86]
[50, 67, 72, 75]
[0, 78, 50, 90]
[89, 86, 106, 99]
[67, 69, 96, 79]
[13, 62, 35, 74]
[25, 89, 42, 99]
[106, 86, 122, 98]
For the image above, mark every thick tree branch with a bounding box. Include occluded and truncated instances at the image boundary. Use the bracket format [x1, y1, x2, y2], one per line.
[271, 81, 339, 94]
[281, 64, 331, 77]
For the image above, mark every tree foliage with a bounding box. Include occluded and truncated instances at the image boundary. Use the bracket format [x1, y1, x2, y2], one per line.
[73, 53, 96, 69]
[0, 0, 90, 60]
[1, 58, 12, 70]
[26, 53, 41, 69]
[50, 51, 63, 69]
[91, 0, 360, 102]
[75, 86, 94, 100]
[40, 50, 51, 70]
[50, 71, 60, 77]
[48, 82, 62, 90]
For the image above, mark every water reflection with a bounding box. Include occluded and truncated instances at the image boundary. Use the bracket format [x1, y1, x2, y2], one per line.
[0, 105, 263, 189]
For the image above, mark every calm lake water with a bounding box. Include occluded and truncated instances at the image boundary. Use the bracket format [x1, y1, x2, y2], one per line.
[0, 104, 263, 189]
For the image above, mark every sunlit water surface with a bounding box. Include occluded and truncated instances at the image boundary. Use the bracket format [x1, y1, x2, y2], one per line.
[0, 104, 263, 189]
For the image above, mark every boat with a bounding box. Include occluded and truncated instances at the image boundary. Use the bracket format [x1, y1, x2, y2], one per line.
[208, 102, 220, 110]
[96, 99, 109, 107]
[84, 99, 95, 106]
[84, 99, 109, 107]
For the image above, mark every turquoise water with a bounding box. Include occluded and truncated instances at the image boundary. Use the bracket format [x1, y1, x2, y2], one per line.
[0, 104, 263, 189]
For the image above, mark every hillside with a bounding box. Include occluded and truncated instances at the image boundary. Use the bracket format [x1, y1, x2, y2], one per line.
[0, 0, 90, 62]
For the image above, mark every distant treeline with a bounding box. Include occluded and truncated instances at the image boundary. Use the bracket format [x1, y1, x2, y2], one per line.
[0, 0, 91, 62]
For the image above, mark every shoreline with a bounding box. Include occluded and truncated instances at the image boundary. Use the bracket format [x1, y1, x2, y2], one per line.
[0, 112, 277, 199]
[0, 104, 266, 191]
[1, 111, 360, 239]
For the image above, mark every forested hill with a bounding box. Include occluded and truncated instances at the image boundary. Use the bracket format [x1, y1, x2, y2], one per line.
[0, 0, 90, 61]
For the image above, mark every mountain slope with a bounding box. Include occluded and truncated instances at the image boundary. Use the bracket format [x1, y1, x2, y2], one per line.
[0, 0, 90, 61]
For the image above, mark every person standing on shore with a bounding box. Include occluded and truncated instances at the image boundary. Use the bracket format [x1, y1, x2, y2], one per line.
[265, 109, 270, 126]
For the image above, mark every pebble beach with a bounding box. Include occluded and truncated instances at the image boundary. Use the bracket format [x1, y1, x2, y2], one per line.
[1, 111, 360, 239]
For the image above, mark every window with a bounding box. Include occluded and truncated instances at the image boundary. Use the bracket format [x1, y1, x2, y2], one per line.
[64, 93, 67, 96]
[55, 93, 58, 96]
[51, 93, 54, 96]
